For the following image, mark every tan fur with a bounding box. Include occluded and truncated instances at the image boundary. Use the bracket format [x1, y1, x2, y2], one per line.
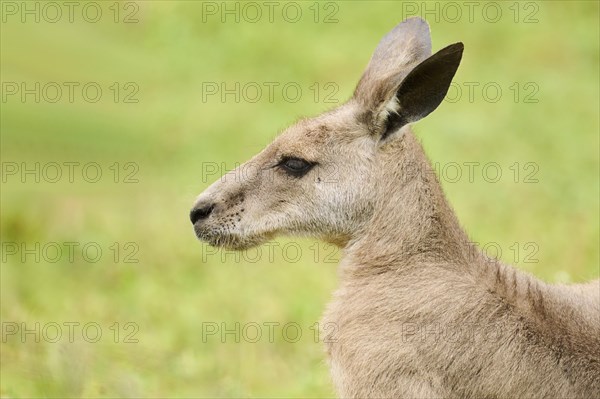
[191, 18, 600, 398]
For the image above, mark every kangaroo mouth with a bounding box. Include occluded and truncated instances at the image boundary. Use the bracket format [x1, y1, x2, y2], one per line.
[193, 224, 271, 251]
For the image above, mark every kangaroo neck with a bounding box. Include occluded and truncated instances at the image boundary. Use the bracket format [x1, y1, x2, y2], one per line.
[344, 129, 472, 276]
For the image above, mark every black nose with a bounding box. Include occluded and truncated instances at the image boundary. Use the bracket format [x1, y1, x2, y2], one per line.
[190, 203, 215, 224]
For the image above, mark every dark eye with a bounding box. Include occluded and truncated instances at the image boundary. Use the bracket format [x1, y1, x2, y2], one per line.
[278, 157, 315, 177]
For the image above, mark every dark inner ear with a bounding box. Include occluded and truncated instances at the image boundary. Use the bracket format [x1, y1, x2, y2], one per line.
[382, 42, 464, 140]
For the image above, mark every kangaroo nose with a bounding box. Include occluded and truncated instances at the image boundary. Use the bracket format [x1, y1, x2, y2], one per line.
[190, 203, 215, 224]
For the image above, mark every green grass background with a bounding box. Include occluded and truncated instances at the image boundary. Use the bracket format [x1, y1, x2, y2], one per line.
[1, 1, 598, 397]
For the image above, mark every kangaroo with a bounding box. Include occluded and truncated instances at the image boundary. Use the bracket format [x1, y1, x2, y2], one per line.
[190, 17, 600, 398]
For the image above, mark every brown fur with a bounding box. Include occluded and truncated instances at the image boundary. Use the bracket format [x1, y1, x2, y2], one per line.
[191, 17, 600, 398]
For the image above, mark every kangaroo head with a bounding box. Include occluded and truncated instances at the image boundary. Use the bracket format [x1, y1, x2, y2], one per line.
[190, 17, 463, 250]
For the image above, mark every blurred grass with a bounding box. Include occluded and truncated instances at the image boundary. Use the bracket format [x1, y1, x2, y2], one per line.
[1, 1, 598, 397]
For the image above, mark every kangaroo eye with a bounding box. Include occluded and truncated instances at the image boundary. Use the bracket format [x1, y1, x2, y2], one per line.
[278, 157, 315, 177]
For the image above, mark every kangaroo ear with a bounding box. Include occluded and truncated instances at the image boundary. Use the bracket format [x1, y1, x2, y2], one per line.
[354, 17, 432, 111]
[379, 42, 464, 139]
[353, 17, 463, 140]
